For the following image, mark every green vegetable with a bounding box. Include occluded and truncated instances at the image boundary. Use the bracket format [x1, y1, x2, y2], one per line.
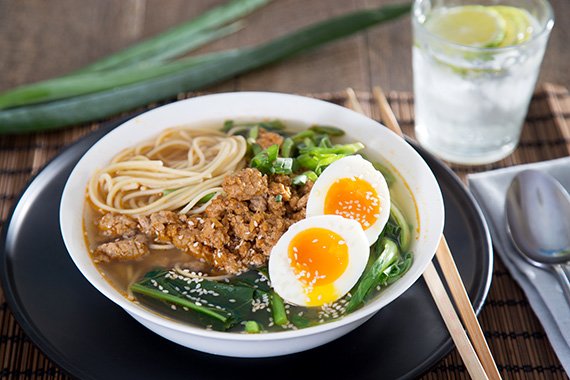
[244, 320, 261, 333]
[250, 144, 293, 175]
[257, 120, 287, 131]
[130, 283, 230, 323]
[197, 192, 217, 204]
[0, 3, 411, 133]
[290, 130, 316, 142]
[290, 313, 312, 329]
[222, 120, 236, 133]
[305, 171, 318, 182]
[130, 269, 255, 330]
[273, 158, 294, 174]
[374, 251, 413, 288]
[0, 0, 273, 109]
[0, 36, 241, 110]
[247, 125, 260, 145]
[270, 292, 289, 326]
[371, 161, 396, 187]
[296, 142, 364, 174]
[381, 218, 402, 242]
[280, 137, 295, 158]
[298, 143, 364, 156]
[309, 125, 345, 136]
[292, 170, 318, 186]
[250, 144, 278, 171]
[390, 202, 411, 252]
[163, 190, 216, 202]
[346, 238, 399, 312]
[76, 0, 271, 73]
[292, 175, 308, 185]
[221, 119, 286, 135]
[318, 135, 333, 148]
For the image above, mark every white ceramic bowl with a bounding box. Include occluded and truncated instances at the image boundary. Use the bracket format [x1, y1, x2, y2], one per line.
[60, 92, 444, 358]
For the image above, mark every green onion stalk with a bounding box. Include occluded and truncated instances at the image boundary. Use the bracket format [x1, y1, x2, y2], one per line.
[0, 3, 411, 133]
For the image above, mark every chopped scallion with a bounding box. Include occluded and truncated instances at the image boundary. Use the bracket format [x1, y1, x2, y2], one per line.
[270, 292, 289, 326]
[244, 320, 261, 333]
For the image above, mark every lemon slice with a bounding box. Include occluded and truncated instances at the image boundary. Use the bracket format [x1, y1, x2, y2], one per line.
[425, 5, 506, 48]
[489, 5, 534, 47]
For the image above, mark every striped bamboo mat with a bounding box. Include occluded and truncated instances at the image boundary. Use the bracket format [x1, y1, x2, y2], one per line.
[0, 83, 569, 379]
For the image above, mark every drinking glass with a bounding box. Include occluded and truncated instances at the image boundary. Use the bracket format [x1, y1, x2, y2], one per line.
[412, 0, 554, 165]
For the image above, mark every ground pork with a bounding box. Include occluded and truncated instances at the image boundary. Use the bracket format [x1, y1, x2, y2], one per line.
[93, 168, 312, 274]
[97, 213, 138, 238]
[256, 129, 284, 149]
[222, 168, 267, 201]
[93, 234, 149, 263]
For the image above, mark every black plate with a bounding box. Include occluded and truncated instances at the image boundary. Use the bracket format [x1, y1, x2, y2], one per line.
[0, 119, 492, 380]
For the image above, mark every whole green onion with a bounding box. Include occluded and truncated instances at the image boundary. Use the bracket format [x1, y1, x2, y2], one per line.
[0, 0, 271, 110]
[75, 0, 271, 73]
[0, 50, 237, 110]
[0, 3, 411, 133]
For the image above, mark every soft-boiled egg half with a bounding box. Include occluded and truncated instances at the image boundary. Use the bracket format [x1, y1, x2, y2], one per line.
[268, 215, 369, 307]
[306, 155, 390, 246]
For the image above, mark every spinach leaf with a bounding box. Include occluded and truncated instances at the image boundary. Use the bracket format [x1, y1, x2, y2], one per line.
[131, 269, 255, 330]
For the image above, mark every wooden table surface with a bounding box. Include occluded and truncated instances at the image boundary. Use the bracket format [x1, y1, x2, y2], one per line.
[0, 0, 568, 95]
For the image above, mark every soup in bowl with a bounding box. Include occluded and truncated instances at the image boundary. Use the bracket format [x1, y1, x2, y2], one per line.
[60, 92, 444, 357]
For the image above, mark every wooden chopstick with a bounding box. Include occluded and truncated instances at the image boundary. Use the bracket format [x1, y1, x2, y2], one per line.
[346, 87, 499, 380]
[371, 86, 501, 380]
[422, 262, 488, 379]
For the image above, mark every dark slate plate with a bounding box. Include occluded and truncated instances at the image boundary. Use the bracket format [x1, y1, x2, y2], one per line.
[0, 119, 492, 380]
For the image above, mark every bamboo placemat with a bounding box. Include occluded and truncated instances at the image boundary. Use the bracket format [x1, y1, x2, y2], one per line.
[0, 83, 569, 379]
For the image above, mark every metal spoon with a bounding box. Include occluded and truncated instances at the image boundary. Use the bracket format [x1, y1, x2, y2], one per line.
[505, 169, 570, 305]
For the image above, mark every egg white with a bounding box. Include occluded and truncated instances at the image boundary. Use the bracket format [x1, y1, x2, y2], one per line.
[306, 155, 390, 246]
[268, 215, 369, 307]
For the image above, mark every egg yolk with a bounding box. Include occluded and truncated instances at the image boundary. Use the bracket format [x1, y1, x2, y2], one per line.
[324, 177, 380, 230]
[288, 227, 348, 306]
